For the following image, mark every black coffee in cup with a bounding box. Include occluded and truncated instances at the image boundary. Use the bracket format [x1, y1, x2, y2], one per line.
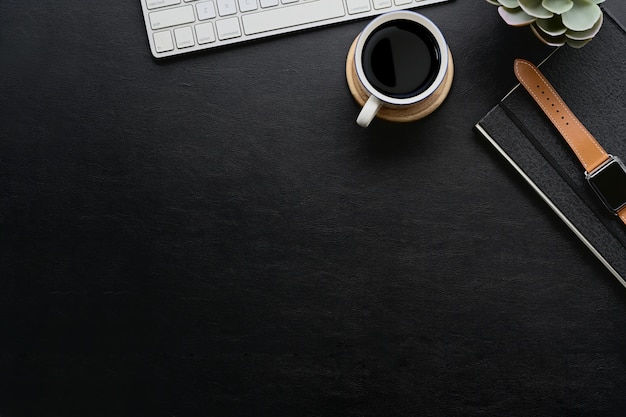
[361, 20, 441, 99]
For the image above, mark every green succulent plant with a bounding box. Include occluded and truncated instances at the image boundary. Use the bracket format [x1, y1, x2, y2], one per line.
[486, 0, 605, 48]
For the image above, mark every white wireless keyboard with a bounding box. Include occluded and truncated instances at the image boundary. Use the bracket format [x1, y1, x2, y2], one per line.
[141, 0, 450, 58]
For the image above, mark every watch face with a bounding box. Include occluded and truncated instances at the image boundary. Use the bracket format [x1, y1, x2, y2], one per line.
[587, 157, 626, 212]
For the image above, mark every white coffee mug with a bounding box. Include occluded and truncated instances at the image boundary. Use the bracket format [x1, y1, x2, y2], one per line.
[351, 11, 450, 127]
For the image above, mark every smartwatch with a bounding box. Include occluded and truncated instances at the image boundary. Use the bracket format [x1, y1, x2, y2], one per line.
[514, 59, 626, 227]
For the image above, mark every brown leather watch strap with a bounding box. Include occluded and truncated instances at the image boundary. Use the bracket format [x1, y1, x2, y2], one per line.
[514, 59, 609, 173]
[514, 59, 626, 227]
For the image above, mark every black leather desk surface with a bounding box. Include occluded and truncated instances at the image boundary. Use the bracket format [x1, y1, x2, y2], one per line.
[2, 1, 626, 416]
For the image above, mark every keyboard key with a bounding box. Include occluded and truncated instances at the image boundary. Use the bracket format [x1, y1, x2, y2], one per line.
[238, 0, 258, 12]
[242, 0, 345, 35]
[347, 0, 371, 14]
[216, 17, 242, 39]
[146, 0, 180, 10]
[196, 1, 217, 19]
[149, 5, 195, 29]
[394, 0, 412, 4]
[153, 30, 174, 52]
[373, 0, 392, 9]
[174, 26, 195, 48]
[216, 0, 237, 16]
[196, 22, 216, 43]
[260, 0, 278, 7]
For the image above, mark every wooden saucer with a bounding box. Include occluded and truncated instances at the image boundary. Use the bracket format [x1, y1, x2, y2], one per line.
[346, 36, 454, 123]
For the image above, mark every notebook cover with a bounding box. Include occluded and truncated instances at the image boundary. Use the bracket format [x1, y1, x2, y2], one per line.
[475, 7, 626, 286]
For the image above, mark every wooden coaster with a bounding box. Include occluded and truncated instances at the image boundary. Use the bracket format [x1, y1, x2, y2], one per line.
[346, 36, 454, 123]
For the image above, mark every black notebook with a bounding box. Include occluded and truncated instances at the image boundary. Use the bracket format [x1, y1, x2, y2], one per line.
[475, 6, 626, 286]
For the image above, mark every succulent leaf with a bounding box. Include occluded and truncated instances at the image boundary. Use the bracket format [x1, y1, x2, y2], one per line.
[565, 38, 592, 47]
[497, 0, 521, 8]
[541, 0, 573, 14]
[530, 23, 566, 46]
[561, 0, 602, 31]
[565, 12, 603, 40]
[535, 15, 567, 36]
[498, 6, 536, 26]
[519, 0, 554, 18]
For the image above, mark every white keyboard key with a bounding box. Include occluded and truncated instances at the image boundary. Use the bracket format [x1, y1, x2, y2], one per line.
[174, 26, 195, 48]
[216, 17, 242, 39]
[238, 0, 258, 12]
[394, 0, 412, 4]
[260, 0, 278, 7]
[153, 30, 174, 52]
[196, 1, 217, 19]
[216, 0, 237, 16]
[373, 0, 391, 9]
[195, 22, 216, 43]
[346, 0, 370, 14]
[149, 6, 195, 29]
[146, 0, 181, 10]
[282, 0, 299, 4]
[242, 0, 345, 35]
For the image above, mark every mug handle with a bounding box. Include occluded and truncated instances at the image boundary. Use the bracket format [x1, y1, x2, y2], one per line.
[356, 95, 382, 128]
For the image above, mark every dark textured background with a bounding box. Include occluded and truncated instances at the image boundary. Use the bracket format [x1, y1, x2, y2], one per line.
[1, 1, 626, 416]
